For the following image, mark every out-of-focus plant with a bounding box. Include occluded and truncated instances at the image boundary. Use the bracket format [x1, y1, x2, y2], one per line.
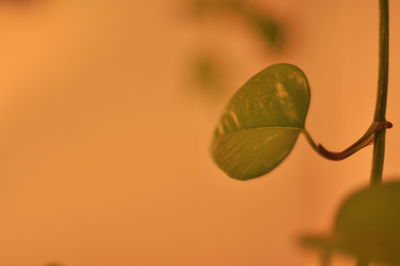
[301, 181, 400, 266]
[187, 0, 284, 100]
[189, 52, 226, 100]
[0, 0, 39, 6]
[45, 263, 64, 266]
[210, 0, 396, 265]
[191, 0, 284, 49]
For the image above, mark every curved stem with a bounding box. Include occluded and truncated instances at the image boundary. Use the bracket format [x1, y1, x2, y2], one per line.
[303, 121, 391, 161]
[370, 0, 389, 186]
[305, 0, 390, 169]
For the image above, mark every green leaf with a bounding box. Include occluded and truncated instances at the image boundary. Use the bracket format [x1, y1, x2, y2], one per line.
[211, 63, 310, 180]
[300, 181, 400, 265]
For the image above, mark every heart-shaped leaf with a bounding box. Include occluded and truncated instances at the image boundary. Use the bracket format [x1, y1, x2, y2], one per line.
[211, 63, 310, 180]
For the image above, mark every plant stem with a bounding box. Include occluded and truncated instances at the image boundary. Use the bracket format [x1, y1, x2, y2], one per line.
[355, 1, 390, 266]
[356, 258, 369, 266]
[320, 251, 331, 266]
[304, 0, 391, 163]
[370, 0, 389, 186]
[302, 121, 391, 161]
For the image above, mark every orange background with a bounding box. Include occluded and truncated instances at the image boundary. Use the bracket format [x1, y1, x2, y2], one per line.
[0, 1, 399, 265]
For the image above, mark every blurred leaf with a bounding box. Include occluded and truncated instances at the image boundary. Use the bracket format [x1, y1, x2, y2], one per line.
[300, 181, 400, 265]
[45, 263, 64, 266]
[190, 0, 229, 17]
[245, 11, 283, 49]
[228, 1, 284, 50]
[190, 0, 214, 17]
[189, 0, 284, 50]
[0, 0, 40, 6]
[211, 63, 310, 180]
[190, 54, 225, 98]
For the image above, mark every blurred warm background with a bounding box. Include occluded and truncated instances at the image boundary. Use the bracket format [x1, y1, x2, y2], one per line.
[0, 0, 399, 265]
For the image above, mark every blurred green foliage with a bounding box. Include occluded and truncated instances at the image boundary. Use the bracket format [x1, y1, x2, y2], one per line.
[190, 53, 226, 98]
[188, 0, 284, 100]
[244, 10, 282, 49]
[191, 0, 283, 49]
[300, 182, 400, 265]
[45, 263, 64, 266]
